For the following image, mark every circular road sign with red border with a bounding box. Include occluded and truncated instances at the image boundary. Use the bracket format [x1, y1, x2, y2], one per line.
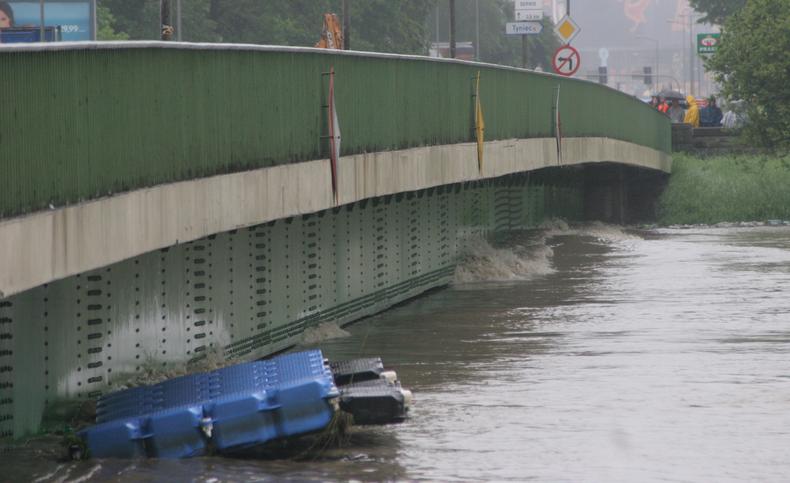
[552, 45, 581, 77]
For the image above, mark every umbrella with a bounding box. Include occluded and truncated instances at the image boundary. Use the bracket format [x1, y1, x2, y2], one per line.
[658, 89, 685, 100]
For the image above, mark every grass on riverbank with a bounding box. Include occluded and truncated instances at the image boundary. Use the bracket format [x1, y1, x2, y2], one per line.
[658, 153, 790, 225]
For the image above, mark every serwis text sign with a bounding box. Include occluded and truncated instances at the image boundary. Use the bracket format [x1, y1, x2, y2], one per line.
[515, 0, 541, 9]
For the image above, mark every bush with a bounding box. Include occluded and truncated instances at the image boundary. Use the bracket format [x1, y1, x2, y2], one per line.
[707, 0, 790, 150]
[658, 153, 790, 225]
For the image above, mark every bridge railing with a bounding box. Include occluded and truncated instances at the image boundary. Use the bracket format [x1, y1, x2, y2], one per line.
[0, 42, 671, 219]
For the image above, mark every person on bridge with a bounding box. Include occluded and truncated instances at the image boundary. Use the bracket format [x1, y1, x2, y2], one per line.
[683, 95, 700, 127]
[700, 96, 723, 127]
[650, 96, 660, 109]
[0, 1, 14, 29]
[658, 98, 670, 114]
[668, 98, 685, 123]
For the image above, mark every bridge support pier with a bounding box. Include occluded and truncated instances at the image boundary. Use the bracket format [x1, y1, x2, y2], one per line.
[583, 163, 668, 225]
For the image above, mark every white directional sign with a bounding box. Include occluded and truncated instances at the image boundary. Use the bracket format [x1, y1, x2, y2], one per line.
[515, 0, 541, 9]
[515, 9, 544, 21]
[506, 21, 544, 35]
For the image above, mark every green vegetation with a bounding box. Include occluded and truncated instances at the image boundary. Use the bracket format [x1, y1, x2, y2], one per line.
[96, 0, 558, 68]
[688, 0, 746, 25]
[96, 5, 129, 40]
[658, 153, 790, 225]
[704, 0, 790, 150]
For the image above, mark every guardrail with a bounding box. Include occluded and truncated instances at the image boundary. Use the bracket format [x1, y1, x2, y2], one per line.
[0, 42, 671, 218]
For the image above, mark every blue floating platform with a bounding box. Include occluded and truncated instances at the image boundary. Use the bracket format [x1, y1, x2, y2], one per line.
[79, 350, 339, 459]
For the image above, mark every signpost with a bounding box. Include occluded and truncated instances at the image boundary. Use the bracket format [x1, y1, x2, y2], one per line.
[697, 33, 720, 54]
[552, 45, 581, 77]
[509, 0, 545, 69]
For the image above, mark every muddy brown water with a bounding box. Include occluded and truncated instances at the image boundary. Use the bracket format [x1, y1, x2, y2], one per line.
[3, 225, 790, 482]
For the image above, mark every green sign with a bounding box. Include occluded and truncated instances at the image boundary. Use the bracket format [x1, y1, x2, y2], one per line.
[697, 33, 721, 54]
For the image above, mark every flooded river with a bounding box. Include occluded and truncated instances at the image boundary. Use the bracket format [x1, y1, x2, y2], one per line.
[5, 224, 790, 482]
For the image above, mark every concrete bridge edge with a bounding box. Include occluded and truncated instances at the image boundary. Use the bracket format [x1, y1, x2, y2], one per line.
[0, 137, 670, 299]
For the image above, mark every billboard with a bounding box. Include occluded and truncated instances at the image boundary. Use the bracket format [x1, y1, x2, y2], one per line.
[697, 33, 720, 54]
[8, 1, 93, 41]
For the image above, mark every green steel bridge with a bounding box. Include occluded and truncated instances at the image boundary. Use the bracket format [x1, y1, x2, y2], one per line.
[0, 42, 671, 439]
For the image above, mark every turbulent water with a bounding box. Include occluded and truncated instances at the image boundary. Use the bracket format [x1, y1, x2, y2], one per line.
[5, 223, 790, 482]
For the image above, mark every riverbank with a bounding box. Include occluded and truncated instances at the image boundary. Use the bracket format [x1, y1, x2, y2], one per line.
[658, 153, 790, 225]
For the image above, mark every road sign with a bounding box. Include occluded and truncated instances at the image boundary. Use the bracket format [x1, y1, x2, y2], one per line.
[515, 0, 541, 9]
[552, 45, 581, 77]
[506, 22, 544, 35]
[554, 15, 580, 44]
[697, 33, 721, 54]
[515, 9, 543, 21]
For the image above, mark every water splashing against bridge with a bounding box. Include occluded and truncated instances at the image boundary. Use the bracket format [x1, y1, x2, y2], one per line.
[5, 223, 790, 481]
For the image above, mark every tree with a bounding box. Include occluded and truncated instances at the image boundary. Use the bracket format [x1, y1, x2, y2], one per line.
[349, 0, 435, 54]
[688, 0, 746, 25]
[706, 0, 790, 149]
[99, 1, 436, 53]
[97, 4, 129, 40]
[432, 0, 558, 69]
[100, 0, 219, 41]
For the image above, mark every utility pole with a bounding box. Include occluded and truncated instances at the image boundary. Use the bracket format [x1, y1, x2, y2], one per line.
[435, 4, 439, 43]
[160, 0, 173, 41]
[688, 14, 694, 96]
[39, 0, 45, 42]
[522, 35, 528, 68]
[91, 0, 97, 40]
[475, 0, 480, 61]
[637, 36, 659, 90]
[567, 0, 571, 16]
[449, 0, 456, 58]
[342, 0, 350, 50]
[176, 0, 182, 41]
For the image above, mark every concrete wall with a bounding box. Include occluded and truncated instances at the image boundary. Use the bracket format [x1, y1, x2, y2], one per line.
[0, 137, 670, 300]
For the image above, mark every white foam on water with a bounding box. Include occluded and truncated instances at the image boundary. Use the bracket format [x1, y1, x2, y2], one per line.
[300, 321, 351, 345]
[454, 235, 555, 284]
[453, 220, 645, 284]
[544, 219, 642, 243]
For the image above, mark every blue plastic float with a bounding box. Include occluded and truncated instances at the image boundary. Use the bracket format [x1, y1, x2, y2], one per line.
[79, 350, 339, 459]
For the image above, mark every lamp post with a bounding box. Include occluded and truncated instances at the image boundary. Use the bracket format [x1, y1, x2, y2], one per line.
[475, 0, 479, 61]
[342, 0, 350, 50]
[667, 13, 699, 96]
[176, 0, 182, 41]
[449, 0, 456, 58]
[91, 0, 97, 40]
[636, 36, 659, 90]
[39, 0, 45, 42]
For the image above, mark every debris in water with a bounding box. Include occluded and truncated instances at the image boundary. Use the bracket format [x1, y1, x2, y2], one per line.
[76, 351, 412, 460]
[330, 357, 412, 425]
[300, 322, 351, 345]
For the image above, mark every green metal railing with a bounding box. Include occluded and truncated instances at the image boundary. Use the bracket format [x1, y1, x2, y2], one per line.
[0, 43, 670, 218]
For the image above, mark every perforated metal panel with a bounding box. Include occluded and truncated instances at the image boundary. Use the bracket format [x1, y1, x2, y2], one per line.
[0, 170, 583, 438]
[0, 300, 13, 438]
[1, 45, 669, 219]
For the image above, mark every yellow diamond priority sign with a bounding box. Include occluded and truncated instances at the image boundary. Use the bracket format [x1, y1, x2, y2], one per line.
[554, 15, 580, 44]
